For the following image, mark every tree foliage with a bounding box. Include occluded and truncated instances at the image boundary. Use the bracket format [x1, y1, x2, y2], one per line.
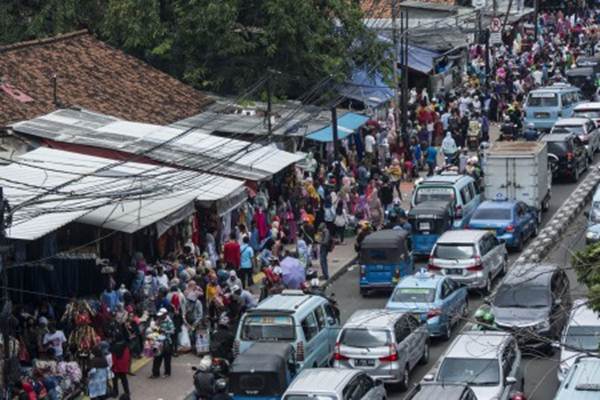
[0, 0, 386, 98]
[572, 243, 600, 311]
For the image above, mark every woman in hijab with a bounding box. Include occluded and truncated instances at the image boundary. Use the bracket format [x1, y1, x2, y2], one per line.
[88, 347, 109, 399]
[368, 189, 384, 229]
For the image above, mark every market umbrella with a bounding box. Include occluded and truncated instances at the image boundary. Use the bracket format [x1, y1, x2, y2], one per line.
[279, 256, 305, 289]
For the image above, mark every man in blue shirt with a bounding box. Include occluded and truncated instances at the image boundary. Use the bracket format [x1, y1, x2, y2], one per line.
[239, 236, 254, 289]
[425, 144, 438, 176]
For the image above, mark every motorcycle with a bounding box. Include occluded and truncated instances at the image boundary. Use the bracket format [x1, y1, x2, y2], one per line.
[443, 149, 460, 166]
[192, 357, 230, 400]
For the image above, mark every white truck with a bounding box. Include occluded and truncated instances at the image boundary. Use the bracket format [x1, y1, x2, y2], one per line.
[483, 141, 551, 223]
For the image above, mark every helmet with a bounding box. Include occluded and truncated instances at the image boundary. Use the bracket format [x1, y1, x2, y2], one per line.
[197, 355, 212, 372]
[474, 308, 486, 322]
[482, 312, 495, 325]
[218, 313, 230, 327]
[527, 122, 535, 129]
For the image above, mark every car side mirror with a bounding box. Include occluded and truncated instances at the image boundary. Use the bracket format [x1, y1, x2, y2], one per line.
[554, 299, 562, 306]
[552, 342, 561, 349]
[326, 317, 336, 325]
[585, 211, 590, 218]
[191, 366, 197, 371]
[423, 374, 434, 382]
[374, 379, 384, 387]
[505, 376, 517, 386]
[498, 238, 506, 244]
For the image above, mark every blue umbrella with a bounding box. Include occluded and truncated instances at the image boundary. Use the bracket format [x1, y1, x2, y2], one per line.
[280, 256, 305, 289]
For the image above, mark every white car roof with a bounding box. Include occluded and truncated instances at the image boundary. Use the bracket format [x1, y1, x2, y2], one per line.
[569, 298, 600, 327]
[444, 331, 512, 360]
[436, 229, 487, 244]
[574, 102, 600, 110]
[554, 118, 591, 126]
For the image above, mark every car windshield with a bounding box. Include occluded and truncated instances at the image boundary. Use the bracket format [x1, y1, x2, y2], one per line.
[565, 325, 600, 351]
[392, 287, 436, 303]
[339, 328, 391, 348]
[547, 141, 569, 155]
[415, 186, 455, 204]
[494, 285, 550, 308]
[437, 357, 500, 385]
[555, 125, 585, 135]
[285, 396, 336, 400]
[472, 208, 512, 220]
[574, 110, 600, 119]
[434, 244, 476, 260]
[527, 93, 558, 107]
[241, 314, 296, 341]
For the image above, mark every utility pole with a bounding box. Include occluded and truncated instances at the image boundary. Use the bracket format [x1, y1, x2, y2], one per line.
[266, 73, 273, 136]
[0, 188, 10, 400]
[533, 0, 539, 42]
[331, 107, 339, 162]
[391, 0, 401, 146]
[401, 11, 409, 146]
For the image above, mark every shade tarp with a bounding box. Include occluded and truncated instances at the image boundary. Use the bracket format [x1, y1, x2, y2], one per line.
[378, 34, 442, 74]
[338, 68, 394, 108]
[306, 112, 369, 142]
[1, 147, 244, 240]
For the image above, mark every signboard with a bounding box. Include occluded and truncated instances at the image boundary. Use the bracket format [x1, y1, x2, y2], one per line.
[489, 31, 503, 46]
[490, 17, 502, 33]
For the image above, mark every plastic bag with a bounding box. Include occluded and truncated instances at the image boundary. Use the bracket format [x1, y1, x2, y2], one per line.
[195, 328, 210, 355]
[178, 325, 191, 352]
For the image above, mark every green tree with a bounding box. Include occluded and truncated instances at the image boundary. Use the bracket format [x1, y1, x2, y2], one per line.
[572, 243, 600, 311]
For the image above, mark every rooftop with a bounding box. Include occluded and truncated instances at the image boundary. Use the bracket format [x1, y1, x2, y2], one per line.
[437, 229, 487, 243]
[345, 309, 403, 328]
[446, 331, 511, 359]
[0, 30, 212, 128]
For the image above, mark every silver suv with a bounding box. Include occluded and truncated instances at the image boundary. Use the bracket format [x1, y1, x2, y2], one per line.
[334, 310, 429, 390]
[424, 331, 524, 400]
[557, 298, 600, 381]
[429, 230, 507, 293]
[283, 368, 386, 400]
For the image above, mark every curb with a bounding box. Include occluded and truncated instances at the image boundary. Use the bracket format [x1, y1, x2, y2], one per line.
[323, 256, 358, 288]
[515, 166, 600, 265]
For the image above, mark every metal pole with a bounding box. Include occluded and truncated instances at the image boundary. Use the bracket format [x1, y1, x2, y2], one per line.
[331, 107, 339, 162]
[402, 11, 409, 146]
[0, 187, 9, 400]
[392, 0, 401, 146]
[266, 74, 272, 136]
[533, 0, 539, 42]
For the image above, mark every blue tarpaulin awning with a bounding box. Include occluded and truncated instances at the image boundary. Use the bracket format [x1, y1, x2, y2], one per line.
[306, 112, 369, 142]
[378, 35, 442, 74]
[338, 68, 394, 108]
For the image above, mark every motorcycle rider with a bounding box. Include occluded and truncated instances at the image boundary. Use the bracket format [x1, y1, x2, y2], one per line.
[441, 132, 458, 165]
[209, 313, 235, 362]
[523, 122, 538, 141]
[499, 116, 516, 141]
[193, 356, 215, 400]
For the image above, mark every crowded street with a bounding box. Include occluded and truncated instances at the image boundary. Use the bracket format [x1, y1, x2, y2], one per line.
[1, 1, 600, 400]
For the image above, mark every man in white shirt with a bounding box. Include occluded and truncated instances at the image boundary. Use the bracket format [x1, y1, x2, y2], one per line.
[43, 323, 67, 360]
[364, 130, 376, 167]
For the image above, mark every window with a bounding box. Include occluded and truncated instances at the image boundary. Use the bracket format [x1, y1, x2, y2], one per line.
[434, 244, 476, 259]
[324, 304, 338, 325]
[407, 315, 421, 331]
[301, 312, 319, 342]
[467, 183, 476, 200]
[342, 376, 359, 400]
[460, 186, 472, 204]
[441, 281, 453, 299]
[339, 329, 391, 348]
[315, 306, 326, 330]
[502, 342, 516, 378]
[395, 317, 412, 343]
[353, 375, 374, 399]
[479, 237, 491, 256]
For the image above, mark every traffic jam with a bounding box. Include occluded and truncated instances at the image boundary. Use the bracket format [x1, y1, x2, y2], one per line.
[191, 8, 600, 400]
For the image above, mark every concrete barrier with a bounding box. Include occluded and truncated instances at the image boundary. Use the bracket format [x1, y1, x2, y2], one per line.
[514, 166, 600, 265]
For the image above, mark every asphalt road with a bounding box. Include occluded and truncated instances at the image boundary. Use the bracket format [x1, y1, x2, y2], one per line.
[328, 158, 597, 400]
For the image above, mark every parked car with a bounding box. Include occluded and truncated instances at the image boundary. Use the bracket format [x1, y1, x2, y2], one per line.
[467, 200, 539, 252]
[405, 383, 478, 400]
[553, 357, 600, 400]
[234, 290, 340, 370]
[283, 368, 386, 400]
[585, 187, 600, 243]
[423, 331, 524, 400]
[573, 102, 600, 126]
[524, 83, 582, 131]
[551, 117, 600, 160]
[334, 309, 428, 390]
[411, 173, 481, 229]
[541, 133, 588, 182]
[428, 230, 508, 294]
[492, 263, 571, 354]
[385, 270, 468, 340]
[557, 298, 600, 381]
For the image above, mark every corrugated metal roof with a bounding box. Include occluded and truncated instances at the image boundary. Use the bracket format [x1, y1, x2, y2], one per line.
[11, 108, 305, 181]
[1, 147, 244, 240]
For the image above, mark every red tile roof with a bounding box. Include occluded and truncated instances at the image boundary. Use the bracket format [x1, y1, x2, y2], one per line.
[360, 0, 457, 18]
[0, 30, 213, 127]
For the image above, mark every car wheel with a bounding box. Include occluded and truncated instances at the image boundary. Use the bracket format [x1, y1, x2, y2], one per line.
[542, 198, 550, 212]
[360, 288, 367, 297]
[419, 342, 430, 365]
[442, 321, 452, 341]
[532, 221, 540, 237]
[515, 235, 524, 252]
[399, 365, 410, 391]
[500, 257, 508, 276]
[573, 165, 580, 182]
[462, 299, 469, 317]
[585, 156, 590, 171]
[483, 275, 492, 294]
